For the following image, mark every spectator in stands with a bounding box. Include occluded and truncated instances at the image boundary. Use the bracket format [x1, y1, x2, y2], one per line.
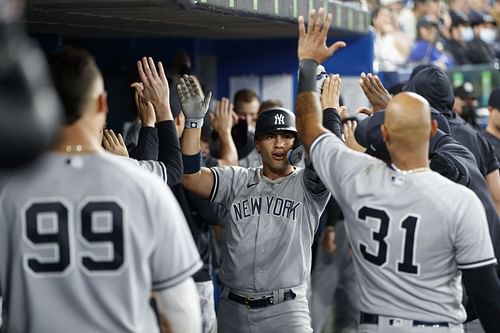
[371, 6, 411, 71]
[449, 0, 471, 21]
[408, 15, 452, 68]
[399, 0, 442, 41]
[453, 82, 479, 128]
[445, 12, 473, 65]
[484, 88, 500, 161]
[466, 12, 498, 64]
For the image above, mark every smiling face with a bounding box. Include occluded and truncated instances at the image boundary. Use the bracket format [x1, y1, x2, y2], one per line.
[255, 131, 296, 179]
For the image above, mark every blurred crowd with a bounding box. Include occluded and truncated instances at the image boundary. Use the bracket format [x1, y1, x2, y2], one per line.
[368, 0, 500, 70]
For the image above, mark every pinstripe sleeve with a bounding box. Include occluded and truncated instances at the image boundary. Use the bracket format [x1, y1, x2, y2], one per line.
[455, 189, 497, 270]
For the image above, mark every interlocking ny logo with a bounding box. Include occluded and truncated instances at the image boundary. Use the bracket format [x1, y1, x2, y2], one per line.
[274, 113, 285, 125]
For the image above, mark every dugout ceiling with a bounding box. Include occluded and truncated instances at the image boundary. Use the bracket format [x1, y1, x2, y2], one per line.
[25, 0, 370, 38]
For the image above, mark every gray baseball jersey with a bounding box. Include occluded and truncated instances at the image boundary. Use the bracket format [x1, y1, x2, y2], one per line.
[310, 133, 496, 324]
[210, 165, 330, 292]
[238, 148, 261, 168]
[124, 157, 168, 184]
[0, 151, 202, 333]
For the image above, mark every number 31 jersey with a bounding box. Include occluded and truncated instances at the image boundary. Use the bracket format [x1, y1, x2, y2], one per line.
[310, 133, 496, 324]
[0, 152, 201, 333]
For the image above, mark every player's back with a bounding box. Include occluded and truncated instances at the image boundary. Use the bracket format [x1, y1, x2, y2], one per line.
[339, 164, 494, 324]
[0, 151, 196, 333]
[311, 133, 495, 325]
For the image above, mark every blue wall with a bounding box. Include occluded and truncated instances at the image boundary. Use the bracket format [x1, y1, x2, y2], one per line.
[32, 33, 373, 130]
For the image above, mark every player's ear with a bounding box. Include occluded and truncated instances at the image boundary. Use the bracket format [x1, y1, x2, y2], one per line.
[97, 92, 108, 114]
[254, 138, 261, 153]
[381, 124, 389, 144]
[430, 119, 438, 138]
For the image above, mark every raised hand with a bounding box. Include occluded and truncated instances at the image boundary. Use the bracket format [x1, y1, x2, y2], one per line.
[131, 82, 156, 127]
[322, 227, 337, 253]
[321, 74, 341, 110]
[102, 129, 129, 157]
[177, 74, 212, 129]
[298, 7, 346, 63]
[209, 97, 234, 135]
[343, 120, 366, 153]
[137, 57, 171, 118]
[359, 73, 391, 115]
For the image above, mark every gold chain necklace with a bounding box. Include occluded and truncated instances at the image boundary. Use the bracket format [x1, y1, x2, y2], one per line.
[64, 145, 96, 153]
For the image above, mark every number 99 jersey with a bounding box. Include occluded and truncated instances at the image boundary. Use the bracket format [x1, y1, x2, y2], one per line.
[310, 133, 496, 325]
[0, 152, 201, 333]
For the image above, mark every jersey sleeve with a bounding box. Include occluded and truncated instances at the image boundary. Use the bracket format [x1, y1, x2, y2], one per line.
[309, 132, 380, 201]
[125, 158, 168, 185]
[454, 190, 497, 270]
[480, 134, 500, 174]
[209, 166, 248, 207]
[149, 182, 202, 291]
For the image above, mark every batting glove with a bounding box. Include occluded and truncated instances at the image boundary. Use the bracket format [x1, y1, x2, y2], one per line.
[177, 75, 212, 128]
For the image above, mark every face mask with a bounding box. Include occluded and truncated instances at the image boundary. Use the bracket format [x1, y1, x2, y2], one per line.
[479, 28, 497, 44]
[460, 27, 474, 42]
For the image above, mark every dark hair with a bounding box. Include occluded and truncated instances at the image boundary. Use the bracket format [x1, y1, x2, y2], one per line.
[48, 47, 102, 125]
[233, 89, 259, 113]
[258, 99, 284, 116]
[371, 6, 384, 26]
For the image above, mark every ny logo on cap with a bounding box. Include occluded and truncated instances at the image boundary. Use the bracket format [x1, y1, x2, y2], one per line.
[274, 114, 285, 125]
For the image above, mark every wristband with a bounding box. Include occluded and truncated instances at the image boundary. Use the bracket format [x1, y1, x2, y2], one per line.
[182, 151, 202, 174]
[185, 118, 204, 129]
[298, 59, 319, 94]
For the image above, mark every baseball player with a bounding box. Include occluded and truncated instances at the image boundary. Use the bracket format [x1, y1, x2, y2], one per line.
[177, 75, 330, 333]
[0, 48, 202, 333]
[295, 8, 500, 332]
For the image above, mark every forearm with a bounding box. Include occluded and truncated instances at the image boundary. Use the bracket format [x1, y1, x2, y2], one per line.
[155, 103, 174, 122]
[156, 120, 182, 186]
[130, 127, 159, 160]
[462, 265, 500, 332]
[297, 59, 329, 151]
[217, 130, 238, 166]
[155, 278, 201, 333]
[181, 128, 202, 155]
[297, 93, 328, 152]
[323, 108, 343, 139]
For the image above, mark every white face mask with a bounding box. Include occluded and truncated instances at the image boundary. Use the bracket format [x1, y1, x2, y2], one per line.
[460, 27, 474, 42]
[479, 28, 497, 44]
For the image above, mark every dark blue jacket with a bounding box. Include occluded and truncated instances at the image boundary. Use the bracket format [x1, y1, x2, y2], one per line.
[405, 65, 500, 177]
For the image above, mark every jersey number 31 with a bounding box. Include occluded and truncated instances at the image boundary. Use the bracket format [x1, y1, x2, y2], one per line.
[23, 201, 124, 275]
[358, 206, 419, 274]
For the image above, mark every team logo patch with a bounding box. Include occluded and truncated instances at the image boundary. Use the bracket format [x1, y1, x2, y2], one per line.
[274, 113, 285, 125]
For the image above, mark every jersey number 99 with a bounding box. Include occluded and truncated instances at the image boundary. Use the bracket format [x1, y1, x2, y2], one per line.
[23, 201, 124, 275]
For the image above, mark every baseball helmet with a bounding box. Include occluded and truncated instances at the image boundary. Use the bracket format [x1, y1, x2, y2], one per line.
[254, 107, 297, 138]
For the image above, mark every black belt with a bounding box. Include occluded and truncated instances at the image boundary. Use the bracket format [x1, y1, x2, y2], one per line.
[227, 290, 296, 309]
[360, 312, 449, 327]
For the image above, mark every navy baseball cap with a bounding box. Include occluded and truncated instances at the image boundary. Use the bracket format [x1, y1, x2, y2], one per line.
[355, 108, 451, 161]
[417, 15, 439, 29]
[488, 88, 500, 109]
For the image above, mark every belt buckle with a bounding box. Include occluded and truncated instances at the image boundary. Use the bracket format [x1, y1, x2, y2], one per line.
[244, 295, 273, 309]
[389, 318, 403, 327]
